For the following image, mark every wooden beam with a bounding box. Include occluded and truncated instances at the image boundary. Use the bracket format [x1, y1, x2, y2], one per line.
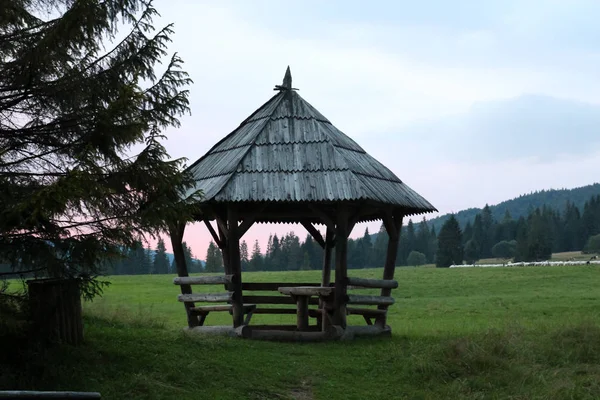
[332, 205, 349, 328]
[203, 219, 223, 248]
[346, 294, 395, 306]
[238, 205, 266, 237]
[346, 307, 387, 318]
[184, 325, 246, 338]
[307, 204, 336, 232]
[174, 275, 234, 285]
[215, 214, 229, 239]
[227, 206, 244, 328]
[252, 308, 297, 314]
[243, 295, 319, 305]
[300, 221, 326, 248]
[347, 204, 371, 234]
[346, 277, 398, 289]
[321, 227, 334, 287]
[217, 224, 231, 276]
[242, 282, 321, 291]
[178, 292, 233, 303]
[169, 222, 198, 328]
[341, 325, 391, 340]
[378, 213, 403, 326]
[241, 326, 344, 341]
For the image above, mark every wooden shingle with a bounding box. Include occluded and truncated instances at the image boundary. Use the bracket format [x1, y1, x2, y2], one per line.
[185, 67, 436, 215]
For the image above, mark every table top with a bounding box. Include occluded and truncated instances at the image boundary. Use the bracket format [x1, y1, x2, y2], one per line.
[278, 286, 334, 296]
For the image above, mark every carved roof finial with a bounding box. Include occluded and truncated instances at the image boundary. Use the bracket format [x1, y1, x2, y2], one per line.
[274, 66, 298, 91]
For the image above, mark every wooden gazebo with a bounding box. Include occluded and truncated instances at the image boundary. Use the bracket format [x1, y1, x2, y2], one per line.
[170, 67, 436, 341]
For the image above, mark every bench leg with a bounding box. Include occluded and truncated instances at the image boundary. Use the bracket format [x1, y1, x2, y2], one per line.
[244, 310, 254, 326]
[296, 296, 309, 331]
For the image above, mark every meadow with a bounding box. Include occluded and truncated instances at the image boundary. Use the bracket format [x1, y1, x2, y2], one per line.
[3, 266, 600, 399]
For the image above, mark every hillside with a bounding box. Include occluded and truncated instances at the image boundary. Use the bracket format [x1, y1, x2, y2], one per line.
[426, 183, 600, 232]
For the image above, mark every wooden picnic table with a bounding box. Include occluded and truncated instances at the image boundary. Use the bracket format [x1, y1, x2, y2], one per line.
[277, 286, 334, 330]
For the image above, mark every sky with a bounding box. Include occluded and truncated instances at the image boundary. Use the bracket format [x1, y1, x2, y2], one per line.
[146, 0, 600, 259]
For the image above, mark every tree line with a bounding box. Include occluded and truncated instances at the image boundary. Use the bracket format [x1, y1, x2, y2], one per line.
[51, 193, 600, 276]
[435, 195, 600, 267]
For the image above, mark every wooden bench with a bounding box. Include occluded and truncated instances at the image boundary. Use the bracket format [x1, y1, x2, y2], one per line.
[344, 277, 398, 326]
[175, 276, 327, 326]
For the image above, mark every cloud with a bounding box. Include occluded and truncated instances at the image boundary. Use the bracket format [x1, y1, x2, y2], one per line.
[150, 0, 600, 257]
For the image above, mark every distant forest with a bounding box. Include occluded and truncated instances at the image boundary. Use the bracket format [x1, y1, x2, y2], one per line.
[428, 183, 600, 233]
[5, 187, 598, 277]
[81, 191, 600, 273]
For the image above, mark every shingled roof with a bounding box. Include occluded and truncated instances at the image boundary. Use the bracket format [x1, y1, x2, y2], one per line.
[186, 67, 436, 215]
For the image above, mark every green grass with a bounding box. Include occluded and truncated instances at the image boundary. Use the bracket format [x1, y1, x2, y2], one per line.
[3, 266, 600, 399]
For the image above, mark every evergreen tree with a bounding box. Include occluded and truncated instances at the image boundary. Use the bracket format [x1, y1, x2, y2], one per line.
[153, 238, 170, 274]
[464, 240, 479, 264]
[249, 240, 263, 271]
[301, 235, 321, 270]
[562, 202, 583, 251]
[514, 217, 529, 262]
[0, 0, 198, 297]
[480, 204, 495, 258]
[428, 226, 438, 264]
[526, 209, 552, 261]
[282, 232, 302, 271]
[372, 223, 388, 268]
[462, 221, 473, 245]
[416, 218, 433, 262]
[436, 215, 463, 268]
[267, 234, 281, 271]
[301, 252, 311, 270]
[204, 241, 222, 273]
[182, 242, 198, 272]
[240, 240, 249, 271]
[470, 214, 483, 260]
[360, 228, 374, 268]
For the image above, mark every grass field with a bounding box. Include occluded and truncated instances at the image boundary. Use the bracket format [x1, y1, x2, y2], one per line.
[3, 266, 600, 399]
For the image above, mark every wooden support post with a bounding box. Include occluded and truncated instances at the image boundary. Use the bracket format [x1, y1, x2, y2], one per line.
[227, 207, 244, 328]
[169, 222, 198, 328]
[378, 211, 403, 327]
[320, 227, 335, 331]
[321, 227, 334, 287]
[333, 205, 349, 328]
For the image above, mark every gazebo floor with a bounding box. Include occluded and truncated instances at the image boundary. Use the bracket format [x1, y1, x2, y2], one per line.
[183, 324, 391, 342]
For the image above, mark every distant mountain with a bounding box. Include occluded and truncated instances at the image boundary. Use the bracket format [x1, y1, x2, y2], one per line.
[426, 183, 600, 232]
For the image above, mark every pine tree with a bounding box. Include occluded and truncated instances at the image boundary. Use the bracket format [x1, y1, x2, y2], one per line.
[361, 228, 373, 268]
[480, 205, 495, 258]
[249, 240, 263, 271]
[204, 241, 222, 273]
[372, 223, 388, 268]
[514, 217, 529, 262]
[416, 218, 432, 262]
[240, 240, 249, 271]
[153, 238, 170, 274]
[182, 242, 198, 272]
[0, 1, 199, 297]
[301, 235, 321, 271]
[436, 215, 463, 268]
[526, 208, 552, 261]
